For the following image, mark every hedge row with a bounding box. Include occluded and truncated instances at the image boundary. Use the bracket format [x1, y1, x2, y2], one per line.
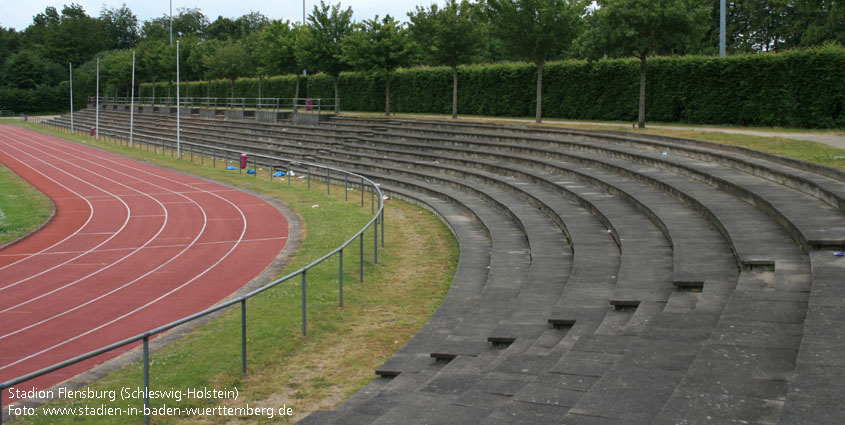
[137, 46, 844, 128]
[139, 75, 303, 101]
[0, 83, 98, 114]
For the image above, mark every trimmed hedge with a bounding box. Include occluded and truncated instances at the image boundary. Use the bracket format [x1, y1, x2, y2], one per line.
[138, 46, 844, 128]
[0, 83, 80, 114]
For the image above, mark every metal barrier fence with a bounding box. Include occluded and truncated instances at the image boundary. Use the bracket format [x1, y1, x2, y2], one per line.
[92, 97, 338, 114]
[1, 120, 384, 424]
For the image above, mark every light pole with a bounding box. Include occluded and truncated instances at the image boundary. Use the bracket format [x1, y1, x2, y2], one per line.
[69, 63, 74, 133]
[130, 50, 136, 148]
[176, 39, 181, 158]
[96, 57, 99, 139]
[720, 0, 726, 57]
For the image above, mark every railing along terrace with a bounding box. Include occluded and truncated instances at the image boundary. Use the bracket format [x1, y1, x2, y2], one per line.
[1, 119, 383, 425]
[90, 96, 338, 114]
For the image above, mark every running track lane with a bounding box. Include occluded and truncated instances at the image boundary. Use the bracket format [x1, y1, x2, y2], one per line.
[0, 125, 288, 404]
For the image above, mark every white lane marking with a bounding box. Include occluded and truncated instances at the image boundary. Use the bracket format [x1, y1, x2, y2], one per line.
[0, 236, 288, 257]
[0, 129, 96, 273]
[0, 137, 169, 312]
[0, 127, 252, 370]
[0, 138, 132, 292]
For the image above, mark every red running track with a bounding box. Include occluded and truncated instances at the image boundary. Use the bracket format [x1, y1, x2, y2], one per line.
[0, 126, 288, 404]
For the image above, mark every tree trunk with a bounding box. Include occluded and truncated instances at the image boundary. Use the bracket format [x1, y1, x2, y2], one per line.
[638, 55, 647, 128]
[385, 75, 391, 116]
[535, 61, 544, 123]
[334, 77, 339, 113]
[294, 74, 301, 100]
[452, 66, 459, 119]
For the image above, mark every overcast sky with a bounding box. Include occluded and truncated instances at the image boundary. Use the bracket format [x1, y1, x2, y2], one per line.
[0, 0, 432, 31]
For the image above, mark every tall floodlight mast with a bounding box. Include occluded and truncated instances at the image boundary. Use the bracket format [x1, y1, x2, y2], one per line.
[69, 63, 74, 132]
[720, 0, 726, 57]
[177, 40, 181, 158]
[96, 58, 99, 139]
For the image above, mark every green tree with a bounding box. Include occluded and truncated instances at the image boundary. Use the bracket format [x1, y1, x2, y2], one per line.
[0, 26, 20, 70]
[204, 40, 254, 98]
[141, 8, 209, 41]
[297, 1, 354, 112]
[21, 4, 106, 67]
[256, 20, 303, 98]
[342, 15, 417, 115]
[408, 0, 486, 119]
[791, 0, 845, 47]
[590, 0, 708, 128]
[1, 50, 63, 88]
[101, 4, 139, 49]
[485, 0, 587, 123]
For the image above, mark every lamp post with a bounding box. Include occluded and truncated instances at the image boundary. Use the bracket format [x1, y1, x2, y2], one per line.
[130, 50, 136, 148]
[96, 57, 99, 139]
[720, 0, 726, 57]
[176, 39, 181, 158]
[69, 63, 74, 133]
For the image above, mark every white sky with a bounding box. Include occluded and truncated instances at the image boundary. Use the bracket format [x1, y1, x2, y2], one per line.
[0, 0, 431, 31]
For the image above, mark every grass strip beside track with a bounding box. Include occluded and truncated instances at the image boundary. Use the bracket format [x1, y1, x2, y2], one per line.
[0, 158, 53, 247]
[9, 122, 459, 424]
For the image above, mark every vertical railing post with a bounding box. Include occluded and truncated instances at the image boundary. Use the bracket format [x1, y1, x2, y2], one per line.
[253, 155, 257, 177]
[345, 174, 348, 201]
[381, 208, 385, 248]
[359, 233, 364, 282]
[287, 162, 291, 185]
[339, 249, 344, 307]
[301, 270, 307, 336]
[241, 299, 247, 374]
[307, 167, 311, 190]
[374, 220, 378, 264]
[143, 336, 150, 425]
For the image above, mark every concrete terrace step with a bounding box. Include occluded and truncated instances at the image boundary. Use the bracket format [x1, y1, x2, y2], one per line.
[43, 111, 845, 424]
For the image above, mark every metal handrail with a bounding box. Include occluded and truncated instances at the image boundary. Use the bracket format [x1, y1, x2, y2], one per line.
[90, 97, 339, 114]
[1, 119, 383, 424]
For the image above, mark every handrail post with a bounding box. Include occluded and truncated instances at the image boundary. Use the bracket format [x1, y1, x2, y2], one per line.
[381, 208, 385, 248]
[301, 270, 307, 336]
[287, 162, 291, 185]
[339, 249, 344, 307]
[374, 219, 378, 264]
[143, 336, 150, 424]
[359, 233, 364, 282]
[307, 167, 311, 190]
[241, 299, 247, 374]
